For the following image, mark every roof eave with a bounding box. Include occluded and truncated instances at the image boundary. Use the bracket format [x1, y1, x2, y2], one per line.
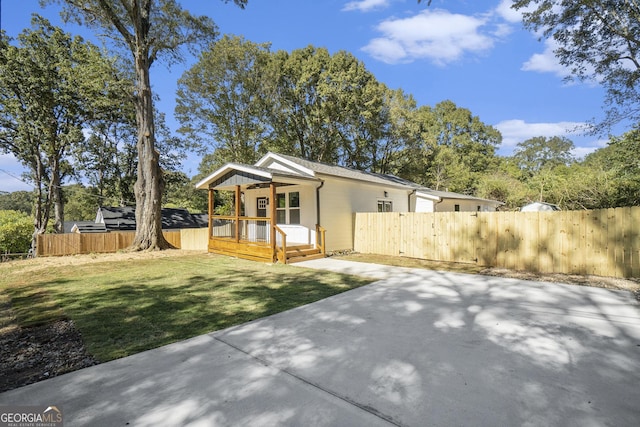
[195, 163, 273, 190]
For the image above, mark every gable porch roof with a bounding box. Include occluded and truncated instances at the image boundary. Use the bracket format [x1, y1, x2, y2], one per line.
[195, 162, 320, 191]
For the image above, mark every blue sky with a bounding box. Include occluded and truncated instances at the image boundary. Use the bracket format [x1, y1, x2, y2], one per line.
[0, 0, 624, 192]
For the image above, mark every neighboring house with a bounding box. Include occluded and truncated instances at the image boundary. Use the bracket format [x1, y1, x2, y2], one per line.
[70, 221, 108, 233]
[521, 202, 560, 212]
[195, 152, 502, 263]
[67, 207, 208, 233]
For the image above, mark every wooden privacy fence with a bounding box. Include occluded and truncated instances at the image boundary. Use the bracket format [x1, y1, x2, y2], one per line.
[354, 207, 640, 278]
[37, 231, 184, 257]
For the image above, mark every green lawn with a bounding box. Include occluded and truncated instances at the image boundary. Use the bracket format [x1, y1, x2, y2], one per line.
[0, 252, 371, 362]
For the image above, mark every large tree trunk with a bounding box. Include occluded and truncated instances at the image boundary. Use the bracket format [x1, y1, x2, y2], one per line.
[31, 156, 50, 255]
[130, 48, 171, 251]
[51, 160, 64, 234]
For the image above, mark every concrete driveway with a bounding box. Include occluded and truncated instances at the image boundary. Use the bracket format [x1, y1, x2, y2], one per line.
[1, 259, 639, 426]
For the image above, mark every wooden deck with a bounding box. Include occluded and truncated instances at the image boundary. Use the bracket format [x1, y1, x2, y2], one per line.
[208, 238, 324, 264]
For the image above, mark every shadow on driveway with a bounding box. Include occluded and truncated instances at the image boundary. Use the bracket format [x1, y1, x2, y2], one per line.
[1, 260, 639, 426]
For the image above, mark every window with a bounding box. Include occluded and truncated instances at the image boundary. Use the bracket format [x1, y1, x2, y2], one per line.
[477, 206, 481, 212]
[289, 192, 300, 224]
[377, 200, 392, 212]
[276, 193, 286, 224]
[275, 191, 301, 224]
[454, 204, 460, 212]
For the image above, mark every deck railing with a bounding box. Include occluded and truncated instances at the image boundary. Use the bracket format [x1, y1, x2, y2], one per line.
[274, 225, 287, 263]
[210, 216, 272, 244]
[316, 224, 326, 256]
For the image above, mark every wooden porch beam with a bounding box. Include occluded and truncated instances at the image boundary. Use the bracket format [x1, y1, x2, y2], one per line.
[270, 182, 277, 261]
[208, 188, 214, 240]
[235, 185, 241, 243]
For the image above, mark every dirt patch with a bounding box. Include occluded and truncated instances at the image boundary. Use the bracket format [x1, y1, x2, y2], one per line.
[3, 249, 205, 275]
[0, 249, 203, 393]
[0, 320, 98, 393]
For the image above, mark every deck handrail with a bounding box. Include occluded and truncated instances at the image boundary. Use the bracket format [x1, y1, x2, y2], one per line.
[211, 215, 269, 221]
[316, 224, 326, 256]
[273, 225, 287, 264]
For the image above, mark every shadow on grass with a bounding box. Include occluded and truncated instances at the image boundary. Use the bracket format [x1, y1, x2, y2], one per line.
[4, 257, 371, 362]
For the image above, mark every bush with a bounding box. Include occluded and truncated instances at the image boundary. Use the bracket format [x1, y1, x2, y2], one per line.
[0, 210, 33, 254]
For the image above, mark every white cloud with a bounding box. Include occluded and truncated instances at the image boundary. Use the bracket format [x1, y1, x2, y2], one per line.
[521, 39, 571, 77]
[342, 0, 391, 12]
[572, 139, 608, 159]
[495, 119, 589, 150]
[363, 9, 494, 65]
[495, 0, 524, 23]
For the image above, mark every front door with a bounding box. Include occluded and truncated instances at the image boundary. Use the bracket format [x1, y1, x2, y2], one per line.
[256, 197, 268, 241]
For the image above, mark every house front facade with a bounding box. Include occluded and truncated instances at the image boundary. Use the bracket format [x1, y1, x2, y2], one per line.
[196, 152, 502, 263]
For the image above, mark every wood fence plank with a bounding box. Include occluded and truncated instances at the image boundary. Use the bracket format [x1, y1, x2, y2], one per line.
[353, 206, 640, 278]
[632, 208, 640, 277]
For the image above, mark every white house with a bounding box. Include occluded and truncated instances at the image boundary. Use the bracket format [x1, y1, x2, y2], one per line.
[196, 152, 502, 263]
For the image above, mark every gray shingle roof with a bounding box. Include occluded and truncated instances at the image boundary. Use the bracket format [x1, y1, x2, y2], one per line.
[271, 153, 411, 188]
[269, 153, 502, 204]
[97, 207, 208, 231]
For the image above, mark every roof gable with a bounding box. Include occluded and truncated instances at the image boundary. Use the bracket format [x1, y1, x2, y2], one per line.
[255, 153, 315, 176]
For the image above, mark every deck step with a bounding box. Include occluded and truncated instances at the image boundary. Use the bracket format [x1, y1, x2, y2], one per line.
[286, 252, 325, 264]
[287, 247, 321, 257]
[283, 245, 325, 264]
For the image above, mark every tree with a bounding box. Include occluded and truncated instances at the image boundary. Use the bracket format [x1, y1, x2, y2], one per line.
[264, 46, 389, 168]
[63, 184, 102, 220]
[162, 171, 208, 213]
[0, 17, 122, 250]
[50, 0, 247, 250]
[398, 100, 501, 193]
[0, 210, 33, 254]
[0, 191, 33, 215]
[176, 35, 272, 166]
[373, 88, 418, 175]
[514, 0, 640, 129]
[582, 128, 640, 206]
[512, 136, 575, 176]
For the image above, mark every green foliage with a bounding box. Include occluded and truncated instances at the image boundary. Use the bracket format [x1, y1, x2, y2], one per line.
[397, 100, 501, 193]
[63, 185, 101, 221]
[0, 191, 33, 215]
[0, 16, 128, 238]
[513, 136, 575, 176]
[50, 0, 240, 250]
[162, 171, 208, 213]
[179, 42, 396, 172]
[514, 0, 640, 128]
[477, 172, 531, 210]
[0, 210, 32, 254]
[177, 35, 272, 165]
[581, 128, 640, 207]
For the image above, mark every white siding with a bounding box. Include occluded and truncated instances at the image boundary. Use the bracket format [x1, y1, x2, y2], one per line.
[412, 195, 436, 213]
[437, 199, 491, 212]
[319, 176, 409, 251]
[243, 185, 317, 245]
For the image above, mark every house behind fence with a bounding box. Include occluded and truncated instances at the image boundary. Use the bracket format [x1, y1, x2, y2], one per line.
[38, 206, 210, 256]
[354, 207, 640, 278]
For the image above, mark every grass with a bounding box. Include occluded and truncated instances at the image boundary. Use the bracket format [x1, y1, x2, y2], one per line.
[0, 252, 371, 362]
